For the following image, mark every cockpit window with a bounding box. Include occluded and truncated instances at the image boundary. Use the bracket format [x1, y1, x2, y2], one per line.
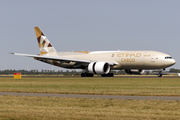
[165, 57, 172, 59]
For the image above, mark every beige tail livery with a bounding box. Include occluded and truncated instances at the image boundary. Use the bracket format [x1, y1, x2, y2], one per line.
[34, 27, 57, 55]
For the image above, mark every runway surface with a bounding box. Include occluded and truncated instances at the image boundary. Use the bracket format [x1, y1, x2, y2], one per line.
[0, 92, 180, 101]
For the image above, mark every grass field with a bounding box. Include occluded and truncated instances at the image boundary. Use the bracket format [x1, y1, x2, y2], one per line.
[0, 77, 180, 96]
[0, 77, 180, 120]
[0, 96, 180, 120]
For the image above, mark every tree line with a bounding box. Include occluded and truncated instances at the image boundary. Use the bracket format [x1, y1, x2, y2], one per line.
[0, 69, 126, 75]
[0, 69, 77, 75]
[0, 68, 179, 75]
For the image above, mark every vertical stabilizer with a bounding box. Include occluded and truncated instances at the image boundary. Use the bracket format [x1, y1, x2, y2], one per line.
[34, 27, 57, 55]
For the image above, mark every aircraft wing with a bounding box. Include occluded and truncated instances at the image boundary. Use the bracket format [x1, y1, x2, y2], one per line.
[9, 53, 117, 66]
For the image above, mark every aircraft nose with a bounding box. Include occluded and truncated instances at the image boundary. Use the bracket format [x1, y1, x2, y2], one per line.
[172, 59, 176, 65]
[168, 59, 176, 66]
[164, 58, 176, 67]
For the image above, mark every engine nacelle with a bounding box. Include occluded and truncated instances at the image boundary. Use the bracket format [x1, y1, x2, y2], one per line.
[125, 69, 145, 75]
[88, 62, 110, 74]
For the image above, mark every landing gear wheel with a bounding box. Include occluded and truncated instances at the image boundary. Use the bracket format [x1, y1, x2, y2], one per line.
[101, 73, 114, 77]
[81, 73, 94, 77]
[158, 74, 162, 77]
[81, 73, 85, 77]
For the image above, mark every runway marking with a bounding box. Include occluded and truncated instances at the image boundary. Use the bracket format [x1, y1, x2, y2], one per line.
[0, 92, 180, 101]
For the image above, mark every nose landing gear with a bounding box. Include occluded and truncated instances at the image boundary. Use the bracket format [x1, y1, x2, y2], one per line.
[158, 71, 162, 77]
[157, 68, 166, 77]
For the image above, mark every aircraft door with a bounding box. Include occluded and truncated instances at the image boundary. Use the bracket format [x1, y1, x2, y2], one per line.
[151, 55, 156, 62]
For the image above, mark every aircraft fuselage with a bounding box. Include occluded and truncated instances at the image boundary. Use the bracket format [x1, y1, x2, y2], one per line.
[38, 50, 175, 70]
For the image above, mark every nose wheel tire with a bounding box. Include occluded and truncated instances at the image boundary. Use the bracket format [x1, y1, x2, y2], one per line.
[158, 71, 163, 77]
[158, 74, 163, 77]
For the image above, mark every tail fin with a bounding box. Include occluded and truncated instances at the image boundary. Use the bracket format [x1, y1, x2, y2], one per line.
[34, 27, 57, 55]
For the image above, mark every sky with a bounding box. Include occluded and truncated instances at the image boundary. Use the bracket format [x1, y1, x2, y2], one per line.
[1, 0, 180, 71]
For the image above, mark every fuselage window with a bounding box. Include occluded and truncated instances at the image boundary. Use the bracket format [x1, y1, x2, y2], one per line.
[165, 57, 172, 59]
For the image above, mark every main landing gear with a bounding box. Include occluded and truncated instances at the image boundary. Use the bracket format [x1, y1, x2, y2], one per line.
[81, 73, 94, 77]
[81, 73, 114, 77]
[101, 73, 114, 77]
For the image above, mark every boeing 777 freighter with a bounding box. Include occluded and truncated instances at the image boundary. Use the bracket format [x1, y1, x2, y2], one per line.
[10, 27, 176, 77]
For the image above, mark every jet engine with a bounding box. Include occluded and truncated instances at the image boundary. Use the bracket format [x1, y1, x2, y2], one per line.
[125, 69, 145, 75]
[88, 62, 110, 74]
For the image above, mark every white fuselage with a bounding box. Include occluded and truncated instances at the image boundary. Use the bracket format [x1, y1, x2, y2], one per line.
[52, 50, 175, 70]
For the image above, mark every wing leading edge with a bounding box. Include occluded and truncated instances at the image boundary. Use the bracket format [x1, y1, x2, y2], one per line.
[9, 53, 116, 67]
